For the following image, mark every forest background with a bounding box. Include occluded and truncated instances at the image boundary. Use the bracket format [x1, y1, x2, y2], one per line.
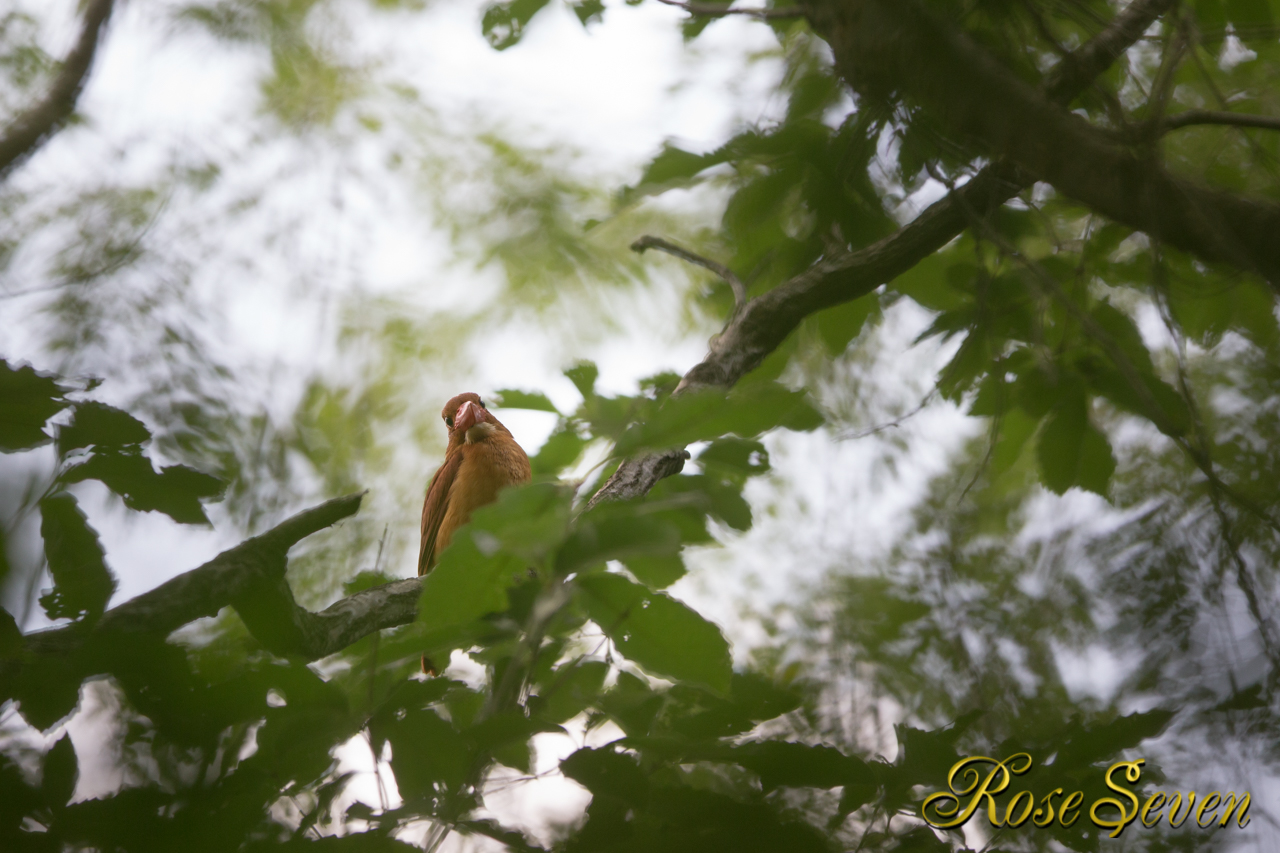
[1, 0, 1279, 851]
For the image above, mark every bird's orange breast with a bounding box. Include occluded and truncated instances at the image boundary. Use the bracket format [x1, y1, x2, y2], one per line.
[420, 429, 531, 574]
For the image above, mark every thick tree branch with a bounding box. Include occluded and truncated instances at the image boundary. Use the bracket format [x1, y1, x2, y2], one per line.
[24, 492, 366, 658]
[0, 0, 115, 179]
[805, 0, 1280, 283]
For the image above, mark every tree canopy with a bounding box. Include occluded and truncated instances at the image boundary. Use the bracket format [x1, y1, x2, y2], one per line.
[2, 0, 1279, 851]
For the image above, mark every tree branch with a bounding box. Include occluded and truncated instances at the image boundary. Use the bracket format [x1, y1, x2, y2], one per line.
[806, 0, 1280, 283]
[1163, 109, 1280, 133]
[24, 492, 367, 658]
[0, 0, 116, 179]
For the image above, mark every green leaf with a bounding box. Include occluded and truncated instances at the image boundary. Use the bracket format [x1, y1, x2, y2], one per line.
[1053, 709, 1175, 770]
[535, 659, 610, 723]
[480, 0, 552, 50]
[577, 573, 732, 693]
[620, 553, 687, 588]
[561, 746, 649, 806]
[60, 451, 225, 524]
[891, 251, 969, 312]
[730, 741, 874, 792]
[0, 359, 69, 452]
[531, 423, 587, 476]
[1036, 397, 1084, 495]
[612, 384, 822, 457]
[814, 294, 878, 354]
[369, 678, 459, 750]
[387, 708, 473, 797]
[41, 735, 77, 808]
[555, 509, 683, 575]
[39, 492, 115, 623]
[493, 388, 559, 413]
[988, 407, 1038, 481]
[418, 533, 526, 631]
[565, 360, 599, 399]
[1195, 0, 1228, 48]
[419, 483, 572, 632]
[1032, 377, 1108, 498]
[621, 143, 719, 203]
[1225, 0, 1273, 46]
[697, 437, 770, 485]
[467, 709, 564, 752]
[569, 0, 605, 26]
[597, 670, 664, 735]
[0, 607, 20, 660]
[57, 402, 150, 454]
[1035, 385, 1115, 498]
[1076, 419, 1117, 496]
[729, 672, 802, 722]
[658, 474, 752, 531]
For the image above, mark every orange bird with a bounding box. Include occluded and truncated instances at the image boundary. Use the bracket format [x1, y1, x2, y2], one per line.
[419, 392, 531, 577]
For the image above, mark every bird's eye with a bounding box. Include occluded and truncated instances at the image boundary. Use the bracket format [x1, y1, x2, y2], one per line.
[445, 416, 453, 428]
[479, 399, 487, 409]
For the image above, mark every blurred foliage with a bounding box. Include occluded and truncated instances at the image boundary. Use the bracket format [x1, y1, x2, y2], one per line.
[2, 0, 1280, 851]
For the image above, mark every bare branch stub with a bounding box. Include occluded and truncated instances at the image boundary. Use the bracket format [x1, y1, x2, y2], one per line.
[632, 235, 747, 310]
[0, 0, 116, 179]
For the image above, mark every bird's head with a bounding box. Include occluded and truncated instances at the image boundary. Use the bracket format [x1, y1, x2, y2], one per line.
[442, 392, 503, 446]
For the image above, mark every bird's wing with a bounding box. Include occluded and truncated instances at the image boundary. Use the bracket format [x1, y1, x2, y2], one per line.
[419, 450, 463, 576]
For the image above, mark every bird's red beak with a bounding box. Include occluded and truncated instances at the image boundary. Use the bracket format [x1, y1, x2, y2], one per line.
[454, 400, 484, 434]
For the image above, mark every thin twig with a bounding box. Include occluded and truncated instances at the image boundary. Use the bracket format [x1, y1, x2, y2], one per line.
[654, 0, 805, 19]
[834, 390, 937, 440]
[1150, 251, 1280, 672]
[1163, 109, 1280, 133]
[631, 235, 747, 310]
[956, 411, 1001, 505]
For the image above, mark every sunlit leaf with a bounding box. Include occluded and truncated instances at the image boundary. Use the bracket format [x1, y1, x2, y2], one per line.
[620, 553, 686, 588]
[564, 360, 599, 399]
[493, 388, 559, 413]
[531, 423, 588, 475]
[612, 384, 822, 456]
